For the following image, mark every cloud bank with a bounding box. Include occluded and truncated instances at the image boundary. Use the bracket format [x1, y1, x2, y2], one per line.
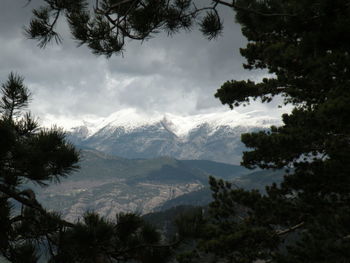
[0, 0, 289, 128]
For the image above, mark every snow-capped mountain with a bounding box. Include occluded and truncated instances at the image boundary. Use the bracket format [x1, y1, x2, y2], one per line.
[68, 108, 281, 164]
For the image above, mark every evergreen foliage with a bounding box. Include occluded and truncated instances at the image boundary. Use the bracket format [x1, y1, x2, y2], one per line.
[0, 73, 79, 262]
[188, 1, 350, 262]
[22, 0, 350, 262]
[26, 0, 226, 57]
[209, 1, 350, 262]
[0, 74, 174, 263]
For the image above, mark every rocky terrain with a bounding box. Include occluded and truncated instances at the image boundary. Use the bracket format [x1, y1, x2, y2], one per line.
[31, 150, 249, 221]
[37, 178, 202, 221]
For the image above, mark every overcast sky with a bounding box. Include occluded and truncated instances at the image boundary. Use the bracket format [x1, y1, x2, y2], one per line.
[0, 0, 288, 128]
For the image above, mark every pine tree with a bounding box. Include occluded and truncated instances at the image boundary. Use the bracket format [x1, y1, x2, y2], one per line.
[23, 0, 350, 262]
[184, 1, 350, 262]
[209, 1, 350, 262]
[25, 0, 227, 57]
[0, 74, 174, 263]
[0, 73, 80, 262]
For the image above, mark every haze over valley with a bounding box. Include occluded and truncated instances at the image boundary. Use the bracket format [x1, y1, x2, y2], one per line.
[31, 109, 283, 221]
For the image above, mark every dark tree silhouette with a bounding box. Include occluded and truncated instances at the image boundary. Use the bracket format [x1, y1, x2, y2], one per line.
[0, 74, 174, 263]
[0, 73, 79, 262]
[21, 0, 350, 262]
[25, 0, 250, 57]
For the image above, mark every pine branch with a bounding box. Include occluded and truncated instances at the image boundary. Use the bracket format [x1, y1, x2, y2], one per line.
[213, 0, 297, 17]
[275, 222, 304, 235]
[0, 184, 74, 227]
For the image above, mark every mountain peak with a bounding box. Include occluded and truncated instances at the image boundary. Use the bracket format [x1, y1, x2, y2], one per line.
[70, 108, 281, 139]
[68, 108, 281, 164]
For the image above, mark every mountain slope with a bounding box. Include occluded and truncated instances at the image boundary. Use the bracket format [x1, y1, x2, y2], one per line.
[158, 169, 284, 210]
[68, 109, 280, 164]
[32, 150, 248, 220]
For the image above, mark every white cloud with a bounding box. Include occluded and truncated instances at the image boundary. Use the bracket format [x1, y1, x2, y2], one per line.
[0, 0, 290, 129]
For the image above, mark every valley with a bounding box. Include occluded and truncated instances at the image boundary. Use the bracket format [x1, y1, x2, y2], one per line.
[27, 110, 283, 221]
[31, 149, 282, 221]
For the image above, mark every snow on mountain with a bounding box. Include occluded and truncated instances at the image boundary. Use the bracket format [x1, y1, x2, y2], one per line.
[68, 108, 281, 164]
[70, 108, 280, 139]
[88, 109, 161, 135]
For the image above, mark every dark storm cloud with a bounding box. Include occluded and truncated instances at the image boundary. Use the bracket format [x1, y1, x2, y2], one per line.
[0, 0, 283, 127]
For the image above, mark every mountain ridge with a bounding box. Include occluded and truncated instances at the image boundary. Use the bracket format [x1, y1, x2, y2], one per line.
[69, 108, 280, 139]
[68, 109, 280, 164]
